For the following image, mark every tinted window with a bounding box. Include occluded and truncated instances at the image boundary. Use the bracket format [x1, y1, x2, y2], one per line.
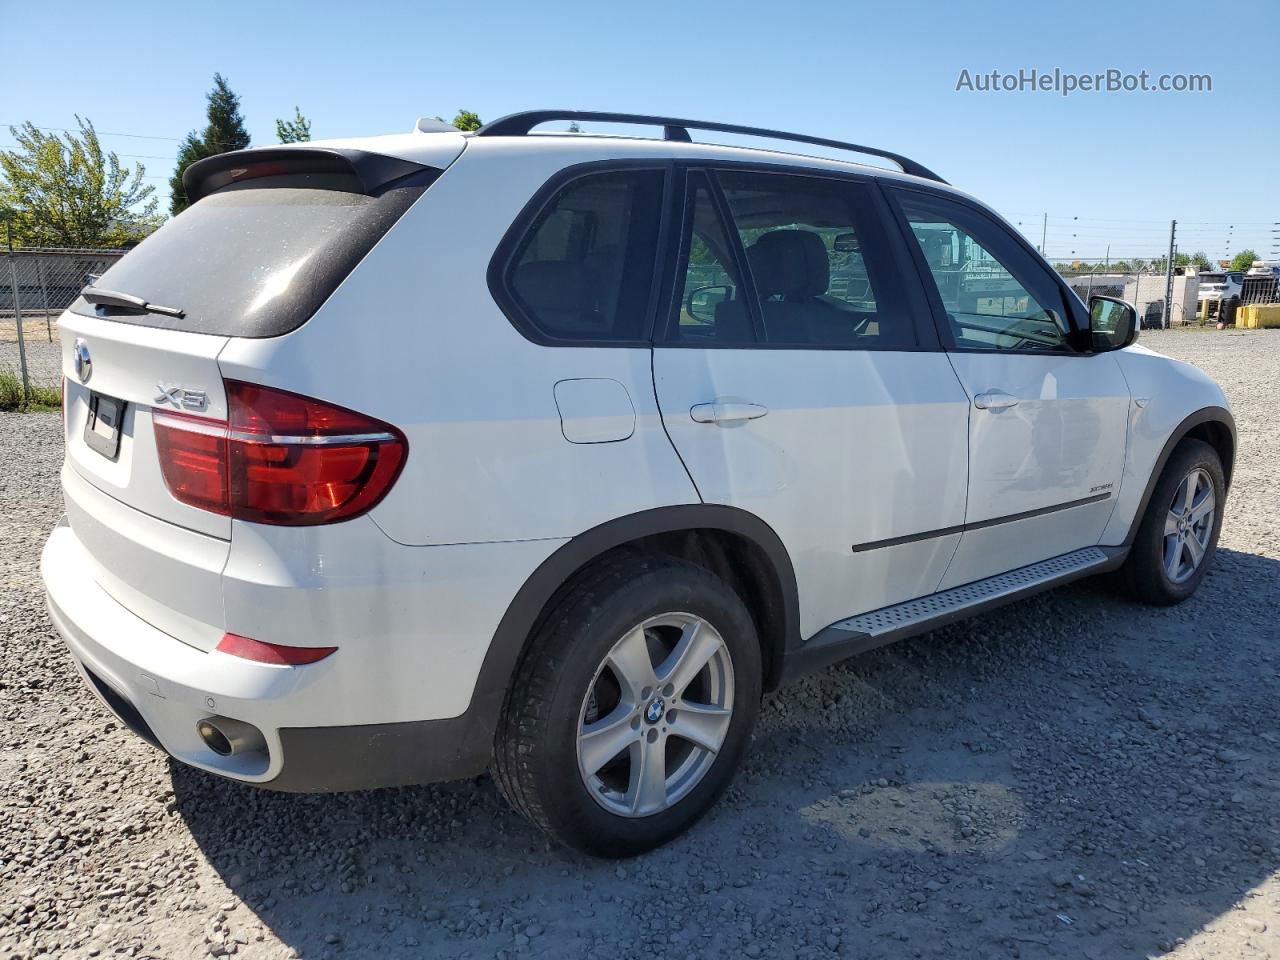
[897, 191, 1071, 352]
[672, 172, 755, 344]
[506, 170, 663, 342]
[75, 173, 431, 338]
[715, 171, 916, 348]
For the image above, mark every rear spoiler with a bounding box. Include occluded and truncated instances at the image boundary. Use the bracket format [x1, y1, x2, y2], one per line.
[182, 147, 430, 204]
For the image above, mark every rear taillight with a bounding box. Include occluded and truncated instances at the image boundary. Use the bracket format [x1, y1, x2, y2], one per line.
[153, 381, 407, 525]
[153, 411, 230, 514]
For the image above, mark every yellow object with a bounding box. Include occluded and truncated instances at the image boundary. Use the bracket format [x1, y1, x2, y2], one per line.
[1237, 304, 1280, 329]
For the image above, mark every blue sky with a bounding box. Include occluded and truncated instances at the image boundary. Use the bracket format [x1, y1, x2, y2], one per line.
[4, 0, 1276, 264]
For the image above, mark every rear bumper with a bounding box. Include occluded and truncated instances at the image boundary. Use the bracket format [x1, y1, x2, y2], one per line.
[41, 516, 560, 791]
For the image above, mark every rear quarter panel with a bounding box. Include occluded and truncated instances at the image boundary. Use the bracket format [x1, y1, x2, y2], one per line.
[215, 140, 700, 545]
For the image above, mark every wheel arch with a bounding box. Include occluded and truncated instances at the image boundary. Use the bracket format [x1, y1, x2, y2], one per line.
[1123, 405, 1236, 547]
[469, 505, 801, 746]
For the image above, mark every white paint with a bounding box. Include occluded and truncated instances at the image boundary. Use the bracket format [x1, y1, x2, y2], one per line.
[654, 348, 971, 633]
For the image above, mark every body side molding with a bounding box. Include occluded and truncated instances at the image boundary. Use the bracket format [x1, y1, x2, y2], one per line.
[853, 492, 1111, 553]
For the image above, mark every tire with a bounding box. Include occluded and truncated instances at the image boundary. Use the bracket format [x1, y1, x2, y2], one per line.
[493, 552, 762, 857]
[1120, 439, 1225, 605]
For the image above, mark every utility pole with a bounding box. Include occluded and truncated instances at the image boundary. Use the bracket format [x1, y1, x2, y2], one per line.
[1040, 213, 1047, 257]
[1162, 220, 1177, 329]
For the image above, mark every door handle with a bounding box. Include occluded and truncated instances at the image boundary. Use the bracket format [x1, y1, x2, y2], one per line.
[973, 391, 1019, 411]
[690, 400, 769, 424]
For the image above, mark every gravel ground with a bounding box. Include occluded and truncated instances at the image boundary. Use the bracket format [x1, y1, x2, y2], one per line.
[2, 329, 1278, 960]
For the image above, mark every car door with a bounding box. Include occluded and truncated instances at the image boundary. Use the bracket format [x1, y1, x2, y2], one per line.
[888, 187, 1131, 589]
[652, 167, 972, 637]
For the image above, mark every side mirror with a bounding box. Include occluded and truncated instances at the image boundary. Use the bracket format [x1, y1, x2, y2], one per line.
[685, 284, 732, 324]
[1088, 295, 1138, 351]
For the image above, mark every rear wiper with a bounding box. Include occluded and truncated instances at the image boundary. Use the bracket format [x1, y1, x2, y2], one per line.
[81, 286, 185, 319]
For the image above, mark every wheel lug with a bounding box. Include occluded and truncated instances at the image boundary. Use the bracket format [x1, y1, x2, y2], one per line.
[640, 686, 653, 700]
[630, 717, 641, 730]
[663, 683, 674, 697]
[646, 729, 658, 743]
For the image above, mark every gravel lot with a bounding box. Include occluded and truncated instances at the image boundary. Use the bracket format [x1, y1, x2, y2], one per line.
[2, 329, 1278, 960]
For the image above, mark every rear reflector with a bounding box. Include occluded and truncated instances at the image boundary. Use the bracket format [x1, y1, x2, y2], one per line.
[153, 381, 407, 525]
[215, 633, 337, 665]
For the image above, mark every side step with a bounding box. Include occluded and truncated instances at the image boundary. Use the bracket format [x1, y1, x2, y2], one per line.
[778, 547, 1122, 685]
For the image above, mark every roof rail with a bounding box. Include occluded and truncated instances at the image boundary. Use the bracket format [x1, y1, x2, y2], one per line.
[475, 110, 946, 184]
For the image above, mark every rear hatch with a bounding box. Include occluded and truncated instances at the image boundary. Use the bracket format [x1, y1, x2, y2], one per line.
[1198, 273, 1225, 297]
[58, 145, 450, 650]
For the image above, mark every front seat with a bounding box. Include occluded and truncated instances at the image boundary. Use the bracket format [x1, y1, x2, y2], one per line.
[745, 230, 852, 343]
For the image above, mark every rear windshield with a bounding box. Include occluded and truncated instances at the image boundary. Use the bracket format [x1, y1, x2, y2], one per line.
[1200, 273, 1225, 283]
[73, 172, 434, 337]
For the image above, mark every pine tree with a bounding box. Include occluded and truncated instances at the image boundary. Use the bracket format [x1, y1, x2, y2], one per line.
[276, 107, 311, 144]
[169, 74, 251, 214]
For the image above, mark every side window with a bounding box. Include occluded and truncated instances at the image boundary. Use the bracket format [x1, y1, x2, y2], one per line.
[896, 191, 1071, 352]
[505, 170, 663, 342]
[716, 170, 916, 348]
[672, 172, 755, 344]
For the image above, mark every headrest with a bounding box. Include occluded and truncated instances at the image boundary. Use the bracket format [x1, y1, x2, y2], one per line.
[746, 230, 830, 299]
[512, 260, 596, 313]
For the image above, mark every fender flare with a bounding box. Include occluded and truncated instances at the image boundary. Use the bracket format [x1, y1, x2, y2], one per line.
[464, 504, 801, 746]
[1121, 405, 1236, 547]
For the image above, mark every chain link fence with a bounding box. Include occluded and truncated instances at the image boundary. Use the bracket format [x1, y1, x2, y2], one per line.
[1061, 267, 1280, 328]
[1, 246, 126, 404]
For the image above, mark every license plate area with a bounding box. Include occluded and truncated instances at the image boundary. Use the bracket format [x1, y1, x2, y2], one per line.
[83, 392, 125, 460]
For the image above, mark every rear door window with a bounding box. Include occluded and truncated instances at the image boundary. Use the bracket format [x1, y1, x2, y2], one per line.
[672, 171, 755, 344]
[73, 171, 433, 338]
[714, 170, 917, 348]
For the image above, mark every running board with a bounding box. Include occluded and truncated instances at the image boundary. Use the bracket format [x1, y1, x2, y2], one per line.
[777, 546, 1124, 685]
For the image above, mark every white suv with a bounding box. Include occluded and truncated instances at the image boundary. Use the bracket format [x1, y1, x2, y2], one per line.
[43, 111, 1235, 856]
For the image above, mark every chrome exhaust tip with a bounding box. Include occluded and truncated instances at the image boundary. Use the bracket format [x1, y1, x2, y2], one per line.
[196, 716, 266, 757]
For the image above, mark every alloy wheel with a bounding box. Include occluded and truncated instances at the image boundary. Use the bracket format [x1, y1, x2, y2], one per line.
[576, 612, 735, 818]
[1163, 467, 1216, 584]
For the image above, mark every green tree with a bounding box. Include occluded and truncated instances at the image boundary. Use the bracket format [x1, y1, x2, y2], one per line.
[451, 110, 482, 132]
[1229, 249, 1258, 272]
[0, 116, 159, 247]
[1110, 260, 1132, 273]
[276, 107, 311, 143]
[1190, 251, 1212, 271]
[169, 73, 251, 215]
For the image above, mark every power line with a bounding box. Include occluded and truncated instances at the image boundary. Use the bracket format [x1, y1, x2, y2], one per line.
[0, 143, 175, 160]
[1004, 210, 1277, 227]
[0, 122, 245, 150]
[0, 122, 182, 142]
